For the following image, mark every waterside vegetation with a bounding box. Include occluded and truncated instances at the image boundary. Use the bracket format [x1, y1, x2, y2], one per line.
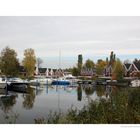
[34, 87, 140, 124]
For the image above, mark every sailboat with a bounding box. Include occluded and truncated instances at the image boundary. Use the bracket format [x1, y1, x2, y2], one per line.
[51, 50, 70, 86]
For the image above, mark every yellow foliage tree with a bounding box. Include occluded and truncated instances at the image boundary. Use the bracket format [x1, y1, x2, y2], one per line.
[96, 59, 107, 75]
[22, 48, 36, 78]
[112, 59, 124, 80]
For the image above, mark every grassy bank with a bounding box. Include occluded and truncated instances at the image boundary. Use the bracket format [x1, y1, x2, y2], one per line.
[34, 87, 140, 124]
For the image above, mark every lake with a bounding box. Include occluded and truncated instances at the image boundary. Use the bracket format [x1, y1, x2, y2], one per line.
[0, 84, 138, 124]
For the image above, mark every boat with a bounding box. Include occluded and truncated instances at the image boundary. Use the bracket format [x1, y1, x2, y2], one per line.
[30, 76, 53, 86]
[7, 77, 29, 92]
[51, 50, 71, 86]
[65, 75, 79, 85]
[0, 77, 7, 89]
[51, 78, 70, 85]
[130, 79, 140, 87]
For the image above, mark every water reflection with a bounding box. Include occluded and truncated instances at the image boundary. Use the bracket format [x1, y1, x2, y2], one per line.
[0, 83, 139, 123]
[77, 85, 82, 101]
[0, 94, 17, 113]
[22, 87, 35, 110]
[82, 84, 95, 95]
[78, 84, 112, 103]
[0, 92, 18, 123]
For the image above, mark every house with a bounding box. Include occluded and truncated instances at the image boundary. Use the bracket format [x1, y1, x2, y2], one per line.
[35, 67, 64, 78]
[104, 65, 112, 77]
[124, 62, 140, 77]
[52, 69, 64, 78]
[80, 68, 96, 76]
[123, 63, 131, 77]
[129, 62, 140, 77]
[38, 68, 47, 76]
[19, 66, 27, 76]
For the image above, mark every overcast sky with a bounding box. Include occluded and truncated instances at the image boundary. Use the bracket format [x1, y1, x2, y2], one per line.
[0, 16, 140, 68]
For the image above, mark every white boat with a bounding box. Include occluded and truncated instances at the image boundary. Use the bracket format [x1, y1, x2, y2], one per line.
[8, 77, 29, 84]
[64, 74, 79, 85]
[6, 77, 29, 92]
[30, 76, 53, 85]
[131, 79, 140, 87]
[0, 77, 7, 89]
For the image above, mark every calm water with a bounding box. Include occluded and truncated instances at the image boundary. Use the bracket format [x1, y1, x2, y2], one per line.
[0, 84, 131, 124]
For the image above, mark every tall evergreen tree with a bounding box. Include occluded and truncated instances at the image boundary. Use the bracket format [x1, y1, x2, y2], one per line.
[78, 54, 83, 75]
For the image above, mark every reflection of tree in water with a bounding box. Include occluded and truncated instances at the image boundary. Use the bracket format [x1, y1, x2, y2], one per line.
[77, 85, 82, 101]
[0, 95, 17, 113]
[23, 87, 35, 109]
[0, 94, 19, 123]
[96, 86, 119, 99]
[82, 84, 95, 95]
[82, 84, 96, 103]
[96, 86, 106, 97]
[38, 87, 140, 124]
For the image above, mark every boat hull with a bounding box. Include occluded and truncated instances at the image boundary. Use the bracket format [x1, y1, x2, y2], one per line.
[7, 82, 29, 93]
[51, 80, 70, 85]
[30, 79, 52, 86]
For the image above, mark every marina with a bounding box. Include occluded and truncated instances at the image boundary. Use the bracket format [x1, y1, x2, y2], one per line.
[0, 16, 140, 124]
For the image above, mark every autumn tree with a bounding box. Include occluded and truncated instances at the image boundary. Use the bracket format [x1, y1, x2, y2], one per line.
[0, 46, 19, 76]
[112, 59, 124, 80]
[96, 59, 107, 75]
[22, 48, 36, 78]
[84, 59, 95, 69]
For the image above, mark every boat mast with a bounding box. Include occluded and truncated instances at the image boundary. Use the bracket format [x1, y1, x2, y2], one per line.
[59, 49, 61, 70]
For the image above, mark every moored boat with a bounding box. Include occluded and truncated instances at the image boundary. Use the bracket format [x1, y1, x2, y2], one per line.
[0, 77, 7, 89]
[30, 76, 53, 86]
[7, 77, 29, 92]
[130, 79, 140, 87]
[51, 78, 70, 85]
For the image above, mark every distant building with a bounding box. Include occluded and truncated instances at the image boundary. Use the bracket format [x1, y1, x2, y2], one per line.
[123, 63, 132, 77]
[35, 67, 64, 78]
[19, 66, 27, 76]
[104, 65, 112, 77]
[123, 62, 140, 77]
[129, 62, 140, 77]
[80, 68, 96, 76]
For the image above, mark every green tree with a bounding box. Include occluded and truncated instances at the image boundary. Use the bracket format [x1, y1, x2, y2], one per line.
[84, 59, 95, 69]
[112, 59, 124, 80]
[22, 48, 36, 78]
[72, 67, 79, 76]
[0, 46, 19, 76]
